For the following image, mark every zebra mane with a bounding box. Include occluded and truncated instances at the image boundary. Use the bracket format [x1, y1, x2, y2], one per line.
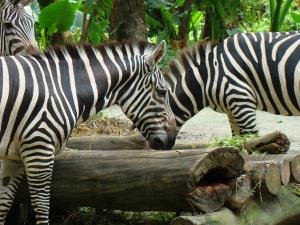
[164, 39, 213, 75]
[36, 41, 158, 59]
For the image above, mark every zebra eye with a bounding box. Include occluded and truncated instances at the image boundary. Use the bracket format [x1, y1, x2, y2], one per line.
[156, 87, 167, 95]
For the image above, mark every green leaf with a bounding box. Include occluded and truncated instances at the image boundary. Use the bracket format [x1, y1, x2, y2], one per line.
[47, 23, 58, 35]
[176, 0, 185, 7]
[39, 0, 78, 34]
[291, 12, 300, 23]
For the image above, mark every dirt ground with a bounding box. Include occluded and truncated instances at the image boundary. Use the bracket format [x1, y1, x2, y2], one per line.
[101, 106, 300, 151]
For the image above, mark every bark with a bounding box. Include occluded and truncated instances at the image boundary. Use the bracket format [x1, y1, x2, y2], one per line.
[176, 0, 193, 48]
[243, 153, 300, 183]
[172, 186, 300, 225]
[15, 148, 244, 213]
[109, 0, 147, 41]
[244, 161, 281, 195]
[66, 135, 206, 151]
[226, 174, 253, 212]
[202, 8, 212, 39]
[244, 131, 290, 154]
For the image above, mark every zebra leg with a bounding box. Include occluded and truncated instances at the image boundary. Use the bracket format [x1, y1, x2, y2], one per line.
[21, 148, 54, 225]
[229, 106, 259, 135]
[227, 114, 241, 136]
[0, 160, 25, 225]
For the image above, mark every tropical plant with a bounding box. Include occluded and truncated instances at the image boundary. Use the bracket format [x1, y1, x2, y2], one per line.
[270, 0, 293, 31]
[201, 0, 241, 42]
[37, 0, 79, 49]
[80, 0, 112, 44]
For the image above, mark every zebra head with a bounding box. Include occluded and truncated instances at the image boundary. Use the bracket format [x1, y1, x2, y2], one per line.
[0, 0, 38, 56]
[118, 41, 177, 150]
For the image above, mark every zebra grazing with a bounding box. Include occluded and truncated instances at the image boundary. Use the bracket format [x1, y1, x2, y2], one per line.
[164, 32, 300, 135]
[0, 0, 38, 56]
[0, 40, 176, 225]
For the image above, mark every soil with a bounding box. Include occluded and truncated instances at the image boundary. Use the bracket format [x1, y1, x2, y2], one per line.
[97, 106, 300, 152]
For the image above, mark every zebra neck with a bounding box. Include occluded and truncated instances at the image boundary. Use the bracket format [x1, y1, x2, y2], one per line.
[45, 45, 132, 124]
[164, 53, 210, 128]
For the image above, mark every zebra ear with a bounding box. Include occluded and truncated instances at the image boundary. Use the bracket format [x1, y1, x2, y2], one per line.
[145, 40, 167, 70]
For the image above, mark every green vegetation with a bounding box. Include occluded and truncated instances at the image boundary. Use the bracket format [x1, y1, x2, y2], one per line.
[51, 208, 175, 225]
[208, 134, 259, 152]
[31, 0, 300, 49]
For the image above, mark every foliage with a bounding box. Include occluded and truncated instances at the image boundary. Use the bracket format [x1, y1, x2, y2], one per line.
[209, 134, 259, 152]
[146, 0, 204, 43]
[201, 0, 241, 42]
[37, 0, 78, 49]
[239, 0, 299, 32]
[270, 0, 293, 31]
[51, 208, 175, 225]
[39, 1, 78, 35]
[291, 183, 300, 196]
[80, 0, 112, 44]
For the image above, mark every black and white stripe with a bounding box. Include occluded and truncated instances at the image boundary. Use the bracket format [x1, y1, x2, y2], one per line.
[0, 40, 176, 225]
[164, 32, 300, 135]
[0, 0, 38, 56]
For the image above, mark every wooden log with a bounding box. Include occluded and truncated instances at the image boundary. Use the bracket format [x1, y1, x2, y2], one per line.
[67, 135, 150, 150]
[172, 186, 300, 225]
[244, 161, 281, 195]
[244, 153, 300, 184]
[66, 135, 206, 150]
[290, 155, 300, 183]
[226, 174, 253, 212]
[14, 147, 244, 213]
[279, 159, 291, 185]
[67, 131, 290, 153]
[243, 131, 290, 154]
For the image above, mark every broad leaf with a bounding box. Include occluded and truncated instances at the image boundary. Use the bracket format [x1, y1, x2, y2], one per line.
[39, 0, 78, 34]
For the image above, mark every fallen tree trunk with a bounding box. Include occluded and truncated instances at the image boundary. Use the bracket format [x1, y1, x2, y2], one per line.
[15, 148, 244, 213]
[67, 131, 290, 153]
[171, 186, 300, 225]
[66, 135, 206, 150]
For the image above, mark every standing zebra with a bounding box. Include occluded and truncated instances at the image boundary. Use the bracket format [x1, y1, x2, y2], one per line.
[0, 1, 38, 224]
[164, 32, 300, 135]
[0, 40, 176, 225]
[0, 0, 38, 56]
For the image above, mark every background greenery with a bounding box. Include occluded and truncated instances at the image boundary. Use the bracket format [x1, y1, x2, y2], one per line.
[31, 0, 300, 45]
[27, 0, 300, 69]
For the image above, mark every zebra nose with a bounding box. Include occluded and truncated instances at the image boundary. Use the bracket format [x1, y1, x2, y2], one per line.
[148, 133, 176, 150]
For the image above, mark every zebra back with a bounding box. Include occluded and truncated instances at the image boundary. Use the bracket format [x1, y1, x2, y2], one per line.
[164, 32, 300, 134]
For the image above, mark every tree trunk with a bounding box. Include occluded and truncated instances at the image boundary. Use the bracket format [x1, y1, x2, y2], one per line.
[202, 8, 212, 39]
[15, 148, 244, 213]
[66, 135, 207, 151]
[110, 0, 147, 41]
[176, 0, 193, 48]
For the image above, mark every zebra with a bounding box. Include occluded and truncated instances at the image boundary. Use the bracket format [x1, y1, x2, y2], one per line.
[0, 0, 38, 56]
[164, 32, 300, 135]
[0, 40, 176, 225]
